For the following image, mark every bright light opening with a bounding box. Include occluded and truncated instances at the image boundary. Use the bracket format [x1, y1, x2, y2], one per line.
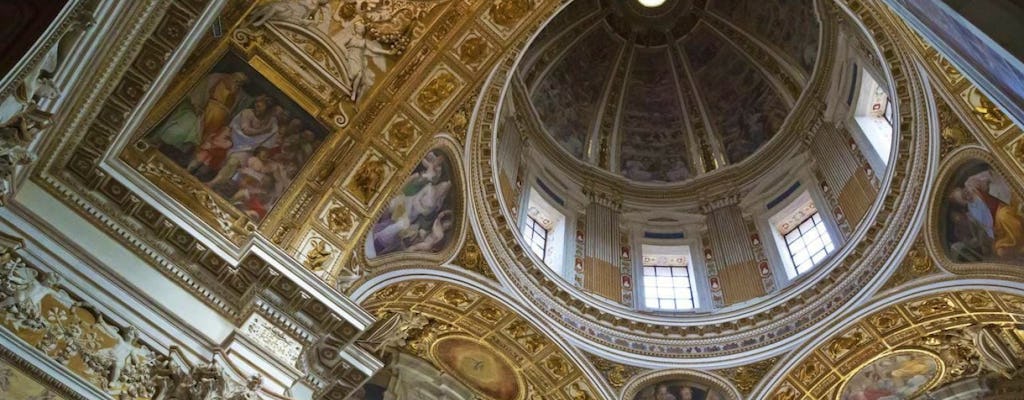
[637, 0, 667, 8]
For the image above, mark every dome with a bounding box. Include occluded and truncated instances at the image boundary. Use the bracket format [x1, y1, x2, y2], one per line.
[518, 0, 820, 183]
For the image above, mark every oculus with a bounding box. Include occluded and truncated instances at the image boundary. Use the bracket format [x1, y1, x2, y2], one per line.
[431, 336, 521, 400]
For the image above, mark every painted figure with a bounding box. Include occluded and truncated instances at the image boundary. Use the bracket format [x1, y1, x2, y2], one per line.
[943, 161, 1024, 263]
[367, 148, 457, 257]
[148, 53, 327, 221]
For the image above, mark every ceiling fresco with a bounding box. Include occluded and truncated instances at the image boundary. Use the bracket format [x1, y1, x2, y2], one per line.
[707, 0, 820, 73]
[682, 24, 790, 164]
[529, 24, 622, 159]
[365, 147, 459, 258]
[766, 290, 1024, 400]
[519, 0, 810, 182]
[619, 48, 692, 182]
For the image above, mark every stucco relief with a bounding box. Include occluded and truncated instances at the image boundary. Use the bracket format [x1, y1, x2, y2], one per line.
[245, 0, 450, 103]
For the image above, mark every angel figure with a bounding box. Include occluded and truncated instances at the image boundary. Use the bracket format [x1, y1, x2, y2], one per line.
[87, 319, 147, 388]
[249, 0, 330, 28]
[337, 18, 396, 101]
[0, 266, 75, 329]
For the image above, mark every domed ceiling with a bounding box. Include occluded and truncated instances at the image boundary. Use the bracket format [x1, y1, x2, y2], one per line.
[519, 0, 820, 183]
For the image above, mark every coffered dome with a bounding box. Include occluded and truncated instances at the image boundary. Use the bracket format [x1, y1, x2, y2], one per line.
[518, 0, 820, 183]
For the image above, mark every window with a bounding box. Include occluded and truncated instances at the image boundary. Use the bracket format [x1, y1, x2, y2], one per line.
[524, 215, 549, 259]
[522, 185, 566, 271]
[642, 266, 694, 310]
[769, 191, 837, 278]
[782, 213, 835, 275]
[852, 69, 893, 168]
[640, 245, 696, 310]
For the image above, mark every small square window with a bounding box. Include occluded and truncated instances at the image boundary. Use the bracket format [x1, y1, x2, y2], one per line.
[782, 212, 835, 276]
[524, 216, 549, 260]
[641, 263, 695, 311]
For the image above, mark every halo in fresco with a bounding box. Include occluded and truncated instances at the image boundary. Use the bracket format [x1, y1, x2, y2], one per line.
[632, 380, 726, 400]
[146, 51, 328, 221]
[839, 350, 942, 400]
[940, 159, 1024, 264]
[365, 147, 457, 257]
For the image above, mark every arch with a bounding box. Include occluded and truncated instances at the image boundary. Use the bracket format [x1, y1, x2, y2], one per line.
[620, 369, 742, 400]
[352, 270, 617, 400]
[756, 280, 1024, 399]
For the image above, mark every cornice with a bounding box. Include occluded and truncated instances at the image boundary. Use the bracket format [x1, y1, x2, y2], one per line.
[467, 0, 934, 367]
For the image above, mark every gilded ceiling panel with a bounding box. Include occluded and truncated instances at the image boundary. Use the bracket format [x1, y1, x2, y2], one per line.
[362, 280, 601, 400]
[766, 290, 1024, 399]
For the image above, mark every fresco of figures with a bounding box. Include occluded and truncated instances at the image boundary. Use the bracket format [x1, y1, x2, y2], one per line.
[366, 148, 457, 258]
[684, 26, 789, 164]
[147, 52, 328, 221]
[619, 49, 692, 182]
[840, 351, 940, 400]
[941, 159, 1024, 263]
[531, 27, 620, 158]
[632, 380, 725, 400]
[709, 0, 819, 72]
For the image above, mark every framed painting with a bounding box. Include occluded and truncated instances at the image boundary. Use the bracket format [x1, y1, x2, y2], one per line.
[144, 51, 329, 221]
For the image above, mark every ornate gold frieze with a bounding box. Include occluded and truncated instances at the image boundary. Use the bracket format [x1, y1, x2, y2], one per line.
[713, 357, 778, 396]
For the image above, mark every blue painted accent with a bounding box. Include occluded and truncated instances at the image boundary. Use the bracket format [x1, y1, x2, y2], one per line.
[535, 178, 564, 206]
[644, 232, 685, 239]
[767, 182, 802, 210]
[885, 0, 1024, 128]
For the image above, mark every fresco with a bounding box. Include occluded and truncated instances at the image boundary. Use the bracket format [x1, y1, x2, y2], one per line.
[632, 380, 726, 400]
[0, 359, 65, 400]
[619, 48, 692, 182]
[941, 159, 1024, 263]
[683, 26, 789, 164]
[521, 0, 600, 68]
[432, 336, 520, 400]
[366, 148, 457, 258]
[709, 0, 819, 72]
[147, 52, 328, 221]
[531, 25, 621, 158]
[840, 351, 941, 400]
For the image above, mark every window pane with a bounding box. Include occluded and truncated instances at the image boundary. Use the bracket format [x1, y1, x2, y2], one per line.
[642, 263, 696, 311]
[783, 212, 835, 277]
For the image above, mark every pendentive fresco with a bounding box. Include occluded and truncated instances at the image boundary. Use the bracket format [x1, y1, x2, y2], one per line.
[940, 159, 1024, 264]
[366, 147, 457, 258]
